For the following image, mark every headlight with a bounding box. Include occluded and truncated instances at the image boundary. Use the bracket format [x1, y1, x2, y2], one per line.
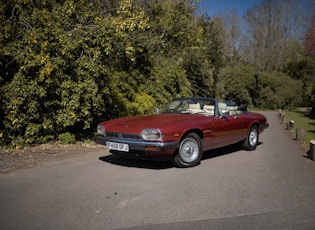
[97, 125, 106, 136]
[140, 129, 163, 141]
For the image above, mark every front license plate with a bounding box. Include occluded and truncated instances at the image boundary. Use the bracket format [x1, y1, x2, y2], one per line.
[106, 141, 129, 152]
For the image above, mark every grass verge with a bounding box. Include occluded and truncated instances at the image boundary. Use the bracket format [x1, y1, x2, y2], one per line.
[285, 110, 315, 146]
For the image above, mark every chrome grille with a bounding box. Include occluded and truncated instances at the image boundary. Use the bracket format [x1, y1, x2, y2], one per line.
[106, 132, 141, 140]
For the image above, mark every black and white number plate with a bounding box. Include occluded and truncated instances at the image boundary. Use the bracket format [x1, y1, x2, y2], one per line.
[106, 141, 129, 152]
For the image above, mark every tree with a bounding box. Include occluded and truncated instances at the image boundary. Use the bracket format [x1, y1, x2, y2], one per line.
[1, 0, 217, 147]
[217, 65, 257, 106]
[142, 0, 221, 100]
[217, 64, 303, 109]
[303, 10, 315, 114]
[214, 9, 242, 64]
[0, 0, 152, 146]
[243, 0, 312, 72]
[181, 15, 222, 97]
[199, 15, 223, 97]
[304, 12, 315, 57]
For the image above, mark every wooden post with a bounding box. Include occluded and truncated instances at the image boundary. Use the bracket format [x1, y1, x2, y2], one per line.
[309, 140, 315, 161]
[282, 115, 287, 124]
[296, 128, 305, 141]
[278, 109, 282, 118]
[286, 120, 294, 130]
[279, 112, 285, 123]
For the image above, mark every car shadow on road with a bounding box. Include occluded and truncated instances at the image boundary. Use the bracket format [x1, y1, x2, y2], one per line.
[99, 155, 174, 170]
[99, 142, 262, 169]
[201, 142, 263, 161]
[201, 143, 241, 161]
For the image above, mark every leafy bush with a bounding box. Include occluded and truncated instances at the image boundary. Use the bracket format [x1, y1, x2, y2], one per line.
[218, 65, 304, 110]
[59, 132, 76, 144]
[258, 72, 303, 109]
[0, 0, 150, 146]
[217, 65, 256, 105]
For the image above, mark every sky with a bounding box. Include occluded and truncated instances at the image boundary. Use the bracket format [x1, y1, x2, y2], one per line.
[196, 0, 263, 16]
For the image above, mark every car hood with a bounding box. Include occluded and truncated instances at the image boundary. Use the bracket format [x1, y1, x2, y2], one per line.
[100, 113, 203, 134]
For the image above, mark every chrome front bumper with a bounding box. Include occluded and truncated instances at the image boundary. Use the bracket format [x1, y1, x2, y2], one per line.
[94, 135, 179, 152]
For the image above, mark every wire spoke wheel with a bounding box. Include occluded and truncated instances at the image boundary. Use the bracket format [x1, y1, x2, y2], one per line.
[171, 132, 202, 168]
[179, 137, 199, 163]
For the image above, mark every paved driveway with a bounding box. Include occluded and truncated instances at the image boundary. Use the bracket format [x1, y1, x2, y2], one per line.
[0, 111, 315, 229]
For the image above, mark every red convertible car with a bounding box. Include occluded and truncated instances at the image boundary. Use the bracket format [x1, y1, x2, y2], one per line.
[94, 97, 269, 167]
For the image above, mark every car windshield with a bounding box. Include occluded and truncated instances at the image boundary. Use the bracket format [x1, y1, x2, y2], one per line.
[162, 98, 216, 116]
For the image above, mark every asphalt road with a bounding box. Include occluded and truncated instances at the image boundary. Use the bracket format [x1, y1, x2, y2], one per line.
[1, 111, 315, 230]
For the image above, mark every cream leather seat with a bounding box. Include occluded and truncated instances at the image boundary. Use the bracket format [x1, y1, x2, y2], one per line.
[203, 105, 215, 115]
[187, 103, 202, 114]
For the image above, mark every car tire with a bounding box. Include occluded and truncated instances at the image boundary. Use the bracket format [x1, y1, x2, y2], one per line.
[171, 132, 202, 168]
[242, 125, 259, 150]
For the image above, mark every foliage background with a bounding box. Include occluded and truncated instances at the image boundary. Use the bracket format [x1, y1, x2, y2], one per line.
[0, 0, 314, 147]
